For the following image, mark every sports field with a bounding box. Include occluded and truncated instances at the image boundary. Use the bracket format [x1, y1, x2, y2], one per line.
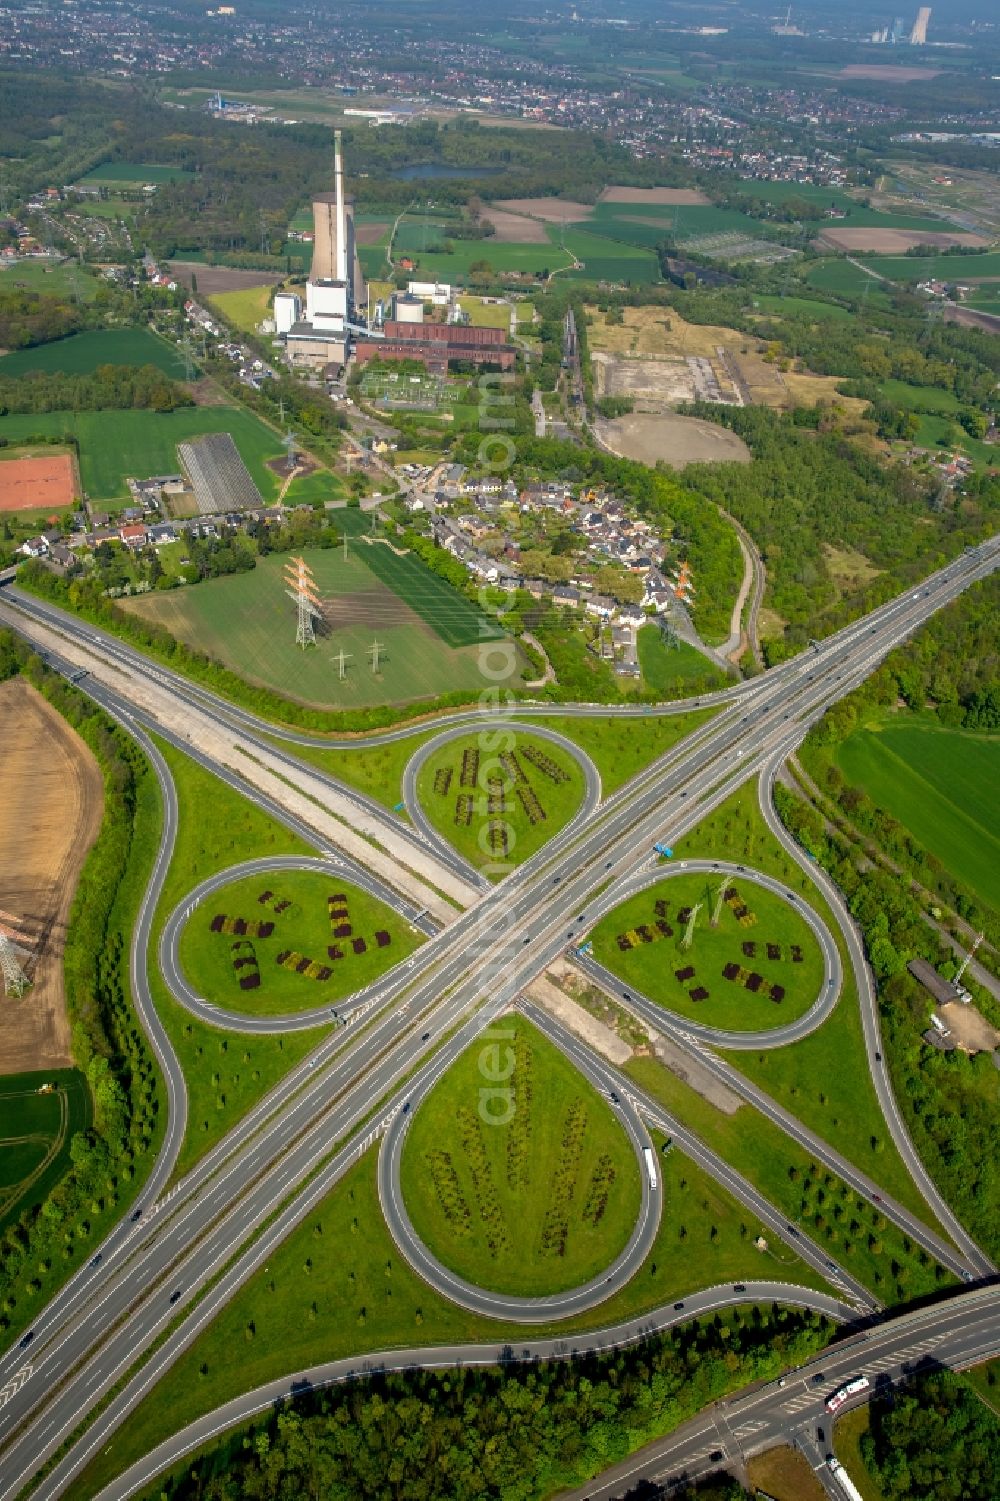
[0, 328, 188, 379]
[0, 453, 76, 512]
[590, 873, 824, 1032]
[122, 547, 518, 709]
[416, 730, 586, 874]
[0, 406, 328, 505]
[178, 869, 421, 1017]
[834, 719, 1000, 910]
[0, 1070, 90, 1234]
[400, 1015, 641, 1296]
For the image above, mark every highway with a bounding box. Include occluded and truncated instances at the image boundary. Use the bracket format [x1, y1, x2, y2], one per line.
[0, 539, 997, 1498]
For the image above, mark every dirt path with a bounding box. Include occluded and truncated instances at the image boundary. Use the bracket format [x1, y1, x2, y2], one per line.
[0, 679, 104, 1073]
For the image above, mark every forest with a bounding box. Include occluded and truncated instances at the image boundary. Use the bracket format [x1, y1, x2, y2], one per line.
[0, 632, 160, 1344]
[861, 1371, 1000, 1501]
[0, 364, 192, 415]
[151, 1304, 829, 1501]
[681, 407, 1000, 660]
[0, 289, 84, 351]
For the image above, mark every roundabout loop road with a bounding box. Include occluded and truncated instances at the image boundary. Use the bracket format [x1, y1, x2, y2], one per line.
[579, 859, 842, 1050]
[161, 856, 433, 1034]
[401, 720, 602, 884]
[378, 1012, 662, 1323]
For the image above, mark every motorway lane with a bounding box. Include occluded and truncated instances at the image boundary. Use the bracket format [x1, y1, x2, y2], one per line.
[400, 718, 603, 882]
[160, 854, 438, 1033]
[91, 1282, 857, 1501]
[561, 1284, 1000, 1500]
[2, 543, 998, 1494]
[378, 999, 662, 1321]
[574, 860, 843, 1049]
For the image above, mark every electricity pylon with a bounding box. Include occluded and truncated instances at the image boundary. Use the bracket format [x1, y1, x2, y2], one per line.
[711, 879, 728, 928]
[369, 638, 385, 674]
[0, 932, 28, 998]
[333, 648, 352, 680]
[284, 555, 322, 648]
[681, 902, 702, 952]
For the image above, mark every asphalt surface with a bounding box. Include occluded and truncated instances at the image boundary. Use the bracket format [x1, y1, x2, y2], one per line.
[379, 999, 661, 1322]
[0, 540, 997, 1499]
[160, 854, 438, 1033]
[401, 718, 602, 883]
[574, 859, 843, 1050]
[558, 1284, 1000, 1500]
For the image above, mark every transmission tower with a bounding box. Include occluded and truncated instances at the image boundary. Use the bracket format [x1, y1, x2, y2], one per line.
[283, 555, 322, 649]
[954, 933, 983, 989]
[369, 638, 385, 674]
[178, 336, 197, 382]
[710, 879, 728, 929]
[333, 648, 352, 680]
[0, 932, 28, 998]
[281, 429, 299, 474]
[681, 902, 702, 952]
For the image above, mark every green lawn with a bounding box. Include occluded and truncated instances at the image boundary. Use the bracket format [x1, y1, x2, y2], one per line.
[207, 285, 274, 336]
[637, 624, 727, 696]
[402, 1015, 642, 1295]
[415, 729, 585, 874]
[805, 260, 892, 304]
[66, 1128, 825, 1501]
[76, 162, 192, 186]
[178, 868, 422, 1018]
[123, 547, 514, 711]
[531, 708, 718, 797]
[755, 294, 855, 322]
[0, 259, 99, 300]
[907, 411, 997, 470]
[148, 739, 327, 1181]
[672, 781, 953, 1229]
[0, 405, 326, 506]
[277, 728, 439, 809]
[366, 226, 573, 285]
[628, 1054, 948, 1306]
[0, 327, 188, 379]
[562, 228, 661, 285]
[0, 1071, 90, 1234]
[834, 719, 1000, 910]
[878, 379, 963, 415]
[590, 873, 825, 1033]
[834, 1406, 886, 1501]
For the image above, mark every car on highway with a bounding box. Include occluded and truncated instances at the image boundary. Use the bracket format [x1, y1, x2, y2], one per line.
[169, 1289, 182, 1305]
[733, 1283, 746, 1293]
[18, 1331, 34, 1349]
[421, 1032, 430, 1041]
[674, 1301, 684, 1311]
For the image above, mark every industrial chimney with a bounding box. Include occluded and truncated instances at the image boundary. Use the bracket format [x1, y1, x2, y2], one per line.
[334, 130, 348, 285]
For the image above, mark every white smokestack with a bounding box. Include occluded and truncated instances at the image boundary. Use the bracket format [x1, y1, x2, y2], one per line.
[334, 129, 348, 285]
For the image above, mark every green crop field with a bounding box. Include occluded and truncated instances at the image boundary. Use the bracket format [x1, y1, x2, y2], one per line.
[754, 294, 855, 322]
[860, 250, 1000, 283]
[207, 285, 275, 335]
[834, 719, 1000, 910]
[178, 869, 421, 1017]
[0, 405, 331, 505]
[590, 872, 824, 1032]
[0, 1070, 91, 1234]
[366, 225, 574, 285]
[0, 259, 99, 301]
[76, 162, 192, 186]
[0, 328, 188, 379]
[805, 259, 892, 303]
[122, 547, 518, 710]
[416, 730, 586, 874]
[879, 379, 963, 415]
[401, 1015, 642, 1296]
[562, 228, 661, 284]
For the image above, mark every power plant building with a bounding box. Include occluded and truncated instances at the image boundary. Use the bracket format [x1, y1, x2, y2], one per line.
[910, 6, 930, 43]
[284, 129, 366, 373]
[354, 320, 515, 375]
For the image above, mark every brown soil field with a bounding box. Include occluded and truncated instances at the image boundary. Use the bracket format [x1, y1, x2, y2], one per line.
[819, 227, 988, 253]
[0, 454, 76, 513]
[493, 197, 594, 223]
[839, 64, 942, 81]
[354, 222, 389, 246]
[600, 186, 710, 206]
[596, 411, 751, 469]
[0, 679, 103, 1074]
[482, 209, 550, 244]
[747, 1446, 827, 1501]
[167, 262, 285, 294]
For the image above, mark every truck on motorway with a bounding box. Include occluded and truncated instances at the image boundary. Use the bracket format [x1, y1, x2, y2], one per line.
[827, 1457, 865, 1501]
[643, 1147, 658, 1190]
[825, 1375, 870, 1414]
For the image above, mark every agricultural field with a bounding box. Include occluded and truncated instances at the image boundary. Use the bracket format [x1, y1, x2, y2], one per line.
[0, 1070, 90, 1234]
[834, 717, 1000, 911]
[858, 249, 1000, 284]
[0, 678, 103, 1075]
[0, 405, 332, 506]
[122, 545, 519, 710]
[416, 730, 585, 873]
[804, 259, 893, 304]
[561, 227, 660, 284]
[401, 1015, 642, 1295]
[74, 162, 192, 187]
[370, 224, 573, 285]
[0, 327, 187, 379]
[589, 873, 825, 1032]
[818, 228, 987, 254]
[178, 869, 422, 1018]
